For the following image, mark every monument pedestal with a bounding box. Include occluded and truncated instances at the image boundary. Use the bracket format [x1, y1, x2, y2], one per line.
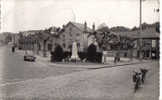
[70, 42, 80, 62]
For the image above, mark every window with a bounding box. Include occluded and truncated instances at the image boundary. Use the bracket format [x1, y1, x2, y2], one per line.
[63, 43, 66, 48]
[76, 33, 80, 36]
[69, 27, 72, 36]
[69, 27, 72, 31]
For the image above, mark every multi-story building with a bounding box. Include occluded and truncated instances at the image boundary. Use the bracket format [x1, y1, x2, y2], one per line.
[114, 27, 160, 59]
[18, 30, 41, 50]
[58, 21, 95, 52]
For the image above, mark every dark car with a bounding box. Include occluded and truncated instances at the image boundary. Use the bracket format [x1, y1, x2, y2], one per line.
[24, 54, 36, 62]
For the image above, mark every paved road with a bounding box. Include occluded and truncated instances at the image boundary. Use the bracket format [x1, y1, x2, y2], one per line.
[1, 61, 159, 100]
[0, 45, 159, 100]
[0, 45, 86, 84]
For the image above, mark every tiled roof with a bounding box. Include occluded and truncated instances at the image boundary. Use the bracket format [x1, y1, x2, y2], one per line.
[20, 30, 42, 36]
[20, 30, 42, 33]
[113, 27, 159, 39]
[69, 22, 92, 32]
[138, 28, 159, 38]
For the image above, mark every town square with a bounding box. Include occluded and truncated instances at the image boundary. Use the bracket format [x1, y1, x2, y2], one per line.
[0, 0, 160, 100]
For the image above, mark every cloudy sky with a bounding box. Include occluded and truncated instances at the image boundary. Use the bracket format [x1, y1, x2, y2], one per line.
[1, 0, 159, 33]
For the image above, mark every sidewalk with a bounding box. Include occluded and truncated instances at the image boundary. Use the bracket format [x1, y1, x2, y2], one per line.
[16, 49, 150, 69]
[33, 52, 149, 69]
[49, 59, 149, 69]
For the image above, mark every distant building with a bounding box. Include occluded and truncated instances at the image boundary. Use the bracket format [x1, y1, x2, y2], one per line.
[18, 30, 41, 50]
[19, 30, 41, 36]
[1, 32, 15, 44]
[113, 27, 160, 59]
[58, 21, 93, 52]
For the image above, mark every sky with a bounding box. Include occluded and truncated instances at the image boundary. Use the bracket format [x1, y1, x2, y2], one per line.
[1, 0, 160, 33]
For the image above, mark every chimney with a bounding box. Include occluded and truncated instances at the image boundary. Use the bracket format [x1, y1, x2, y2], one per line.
[62, 24, 66, 29]
[92, 23, 95, 32]
[84, 21, 87, 32]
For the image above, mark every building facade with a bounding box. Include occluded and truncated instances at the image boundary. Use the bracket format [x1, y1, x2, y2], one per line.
[58, 21, 93, 52]
[114, 27, 160, 59]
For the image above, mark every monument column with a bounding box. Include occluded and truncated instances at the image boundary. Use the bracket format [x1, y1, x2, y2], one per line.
[71, 41, 80, 61]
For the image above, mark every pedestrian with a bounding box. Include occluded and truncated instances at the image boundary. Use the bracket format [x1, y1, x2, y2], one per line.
[132, 70, 142, 92]
[102, 51, 107, 64]
[12, 46, 15, 53]
[114, 51, 120, 63]
[129, 49, 133, 61]
[134, 73, 141, 92]
[140, 68, 148, 84]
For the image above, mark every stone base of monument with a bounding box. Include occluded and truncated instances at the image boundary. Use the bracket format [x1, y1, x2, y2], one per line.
[70, 59, 80, 62]
[70, 41, 81, 62]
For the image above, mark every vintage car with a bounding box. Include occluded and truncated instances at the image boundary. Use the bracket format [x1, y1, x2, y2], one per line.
[24, 54, 36, 62]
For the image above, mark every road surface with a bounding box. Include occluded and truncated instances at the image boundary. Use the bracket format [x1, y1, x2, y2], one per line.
[0, 45, 159, 100]
[1, 45, 87, 84]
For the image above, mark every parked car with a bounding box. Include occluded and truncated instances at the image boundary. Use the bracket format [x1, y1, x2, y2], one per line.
[24, 54, 36, 62]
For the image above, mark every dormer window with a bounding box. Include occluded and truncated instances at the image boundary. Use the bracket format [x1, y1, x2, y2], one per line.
[69, 27, 72, 32]
[62, 34, 65, 38]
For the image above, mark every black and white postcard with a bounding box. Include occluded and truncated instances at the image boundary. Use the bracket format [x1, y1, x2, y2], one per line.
[0, 0, 160, 100]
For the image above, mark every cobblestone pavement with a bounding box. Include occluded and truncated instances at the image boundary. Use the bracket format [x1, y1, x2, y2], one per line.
[1, 60, 159, 100]
[0, 45, 87, 90]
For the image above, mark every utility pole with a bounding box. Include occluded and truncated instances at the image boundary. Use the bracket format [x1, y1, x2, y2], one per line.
[138, 0, 142, 59]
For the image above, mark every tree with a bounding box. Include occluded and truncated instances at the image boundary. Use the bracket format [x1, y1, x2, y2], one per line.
[131, 26, 138, 31]
[51, 44, 63, 62]
[87, 43, 97, 62]
[95, 31, 121, 50]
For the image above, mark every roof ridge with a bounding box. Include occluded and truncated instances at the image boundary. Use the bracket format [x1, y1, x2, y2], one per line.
[70, 21, 92, 32]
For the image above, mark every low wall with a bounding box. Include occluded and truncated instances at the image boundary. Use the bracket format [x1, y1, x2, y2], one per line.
[102, 50, 132, 63]
[105, 50, 137, 58]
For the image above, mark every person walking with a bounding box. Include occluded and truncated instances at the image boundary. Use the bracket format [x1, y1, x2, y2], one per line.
[12, 45, 15, 53]
[114, 51, 120, 63]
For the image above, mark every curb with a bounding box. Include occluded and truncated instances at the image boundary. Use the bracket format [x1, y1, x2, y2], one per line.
[87, 61, 149, 69]
[15, 49, 150, 70]
[47, 60, 149, 70]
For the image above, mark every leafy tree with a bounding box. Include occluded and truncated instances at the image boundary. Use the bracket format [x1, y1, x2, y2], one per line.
[95, 31, 120, 50]
[87, 43, 97, 62]
[131, 27, 138, 31]
[51, 44, 63, 62]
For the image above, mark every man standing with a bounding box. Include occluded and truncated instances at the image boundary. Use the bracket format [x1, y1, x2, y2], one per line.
[12, 45, 15, 53]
